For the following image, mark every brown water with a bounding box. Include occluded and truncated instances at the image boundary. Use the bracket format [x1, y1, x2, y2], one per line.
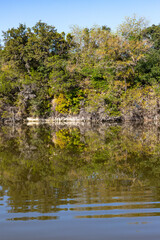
[0, 124, 160, 240]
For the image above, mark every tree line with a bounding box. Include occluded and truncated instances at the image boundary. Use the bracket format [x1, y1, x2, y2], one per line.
[0, 16, 160, 119]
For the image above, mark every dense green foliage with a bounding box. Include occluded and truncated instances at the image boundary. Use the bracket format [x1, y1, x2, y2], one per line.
[0, 17, 160, 119]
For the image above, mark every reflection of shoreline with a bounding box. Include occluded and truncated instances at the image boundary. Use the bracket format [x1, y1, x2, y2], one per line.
[0, 122, 159, 141]
[0, 123, 160, 188]
[0, 123, 160, 226]
[0, 122, 160, 221]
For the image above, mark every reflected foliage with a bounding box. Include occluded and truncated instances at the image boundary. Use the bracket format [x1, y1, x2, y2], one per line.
[0, 124, 160, 215]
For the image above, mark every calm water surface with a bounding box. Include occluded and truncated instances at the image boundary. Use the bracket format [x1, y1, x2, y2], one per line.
[0, 124, 160, 240]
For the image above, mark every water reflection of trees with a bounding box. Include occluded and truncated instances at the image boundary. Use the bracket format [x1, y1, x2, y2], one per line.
[0, 124, 160, 213]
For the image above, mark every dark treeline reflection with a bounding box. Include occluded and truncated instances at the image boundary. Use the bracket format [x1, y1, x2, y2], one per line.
[0, 124, 160, 220]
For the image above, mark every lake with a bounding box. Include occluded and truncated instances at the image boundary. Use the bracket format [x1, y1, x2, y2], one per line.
[0, 123, 160, 240]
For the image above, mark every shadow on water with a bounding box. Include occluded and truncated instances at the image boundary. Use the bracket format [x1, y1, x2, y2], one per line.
[0, 123, 160, 239]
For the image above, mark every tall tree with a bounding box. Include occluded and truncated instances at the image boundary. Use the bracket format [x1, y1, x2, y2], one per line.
[2, 21, 69, 75]
[2, 24, 28, 73]
[135, 24, 160, 85]
[115, 16, 151, 91]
